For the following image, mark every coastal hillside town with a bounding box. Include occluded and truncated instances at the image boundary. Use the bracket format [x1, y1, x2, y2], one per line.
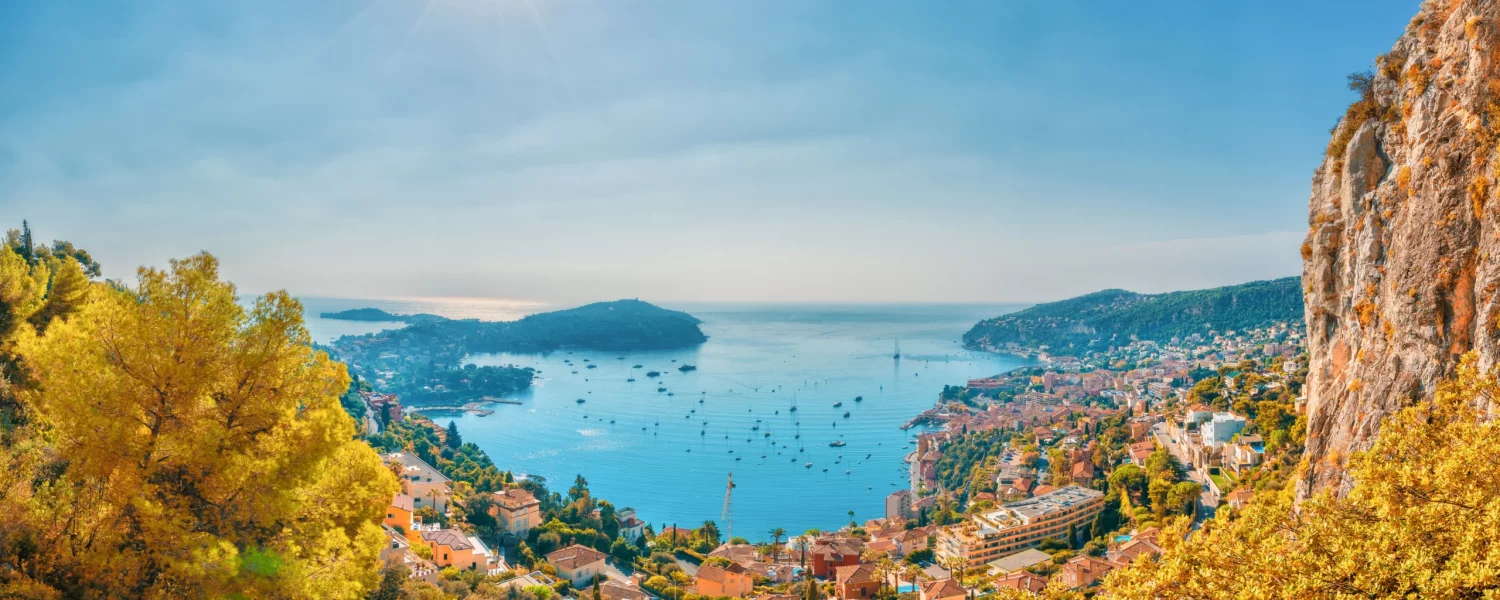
[349, 320, 1307, 598]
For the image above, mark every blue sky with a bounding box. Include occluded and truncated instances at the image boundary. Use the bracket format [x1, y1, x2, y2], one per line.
[0, 0, 1417, 303]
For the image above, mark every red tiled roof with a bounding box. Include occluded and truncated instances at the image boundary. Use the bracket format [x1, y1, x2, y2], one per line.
[920, 579, 965, 600]
[493, 488, 540, 509]
[835, 564, 878, 586]
[546, 544, 607, 571]
[995, 572, 1047, 593]
[697, 562, 749, 584]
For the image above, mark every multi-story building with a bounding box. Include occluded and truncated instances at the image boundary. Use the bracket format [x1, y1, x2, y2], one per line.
[1201, 412, 1247, 447]
[618, 507, 647, 543]
[384, 452, 451, 515]
[885, 490, 914, 521]
[490, 488, 542, 538]
[935, 486, 1105, 569]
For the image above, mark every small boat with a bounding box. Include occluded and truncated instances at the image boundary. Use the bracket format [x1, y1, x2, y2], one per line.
[633, 365, 643, 369]
[586, 364, 597, 369]
[627, 378, 636, 382]
[646, 371, 661, 377]
[576, 399, 586, 404]
[854, 396, 863, 402]
[678, 364, 697, 372]
[789, 406, 798, 412]
[805, 463, 813, 468]
[843, 412, 851, 418]
[833, 402, 843, 408]
[829, 441, 846, 447]
[657, 387, 667, 392]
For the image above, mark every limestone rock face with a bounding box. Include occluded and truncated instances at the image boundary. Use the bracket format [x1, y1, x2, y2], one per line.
[1300, 0, 1500, 498]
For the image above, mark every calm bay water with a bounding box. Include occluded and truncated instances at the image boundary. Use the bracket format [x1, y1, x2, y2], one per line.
[300, 299, 1026, 541]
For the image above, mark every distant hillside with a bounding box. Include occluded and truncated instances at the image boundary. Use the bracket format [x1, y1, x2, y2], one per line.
[963, 277, 1302, 356]
[319, 307, 445, 324]
[325, 300, 705, 404]
[417, 299, 707, 353]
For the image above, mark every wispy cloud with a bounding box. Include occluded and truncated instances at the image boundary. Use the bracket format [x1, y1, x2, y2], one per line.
[0, 0, 1412, 303]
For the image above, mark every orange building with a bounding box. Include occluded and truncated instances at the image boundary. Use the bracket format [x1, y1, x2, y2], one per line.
[384, 494, 415, 531]
[695, 562, 755, 598]
[833, 564, 879, 600]
[808, 537, 863, 578]
[418, 529, 492, 572]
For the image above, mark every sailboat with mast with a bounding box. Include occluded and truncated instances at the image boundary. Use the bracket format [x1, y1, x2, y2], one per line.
[893, 340, 901, 360]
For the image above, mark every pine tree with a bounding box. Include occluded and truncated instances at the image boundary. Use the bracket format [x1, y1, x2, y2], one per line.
[446, 420, 463, 448]
[18, 219, 33, 264]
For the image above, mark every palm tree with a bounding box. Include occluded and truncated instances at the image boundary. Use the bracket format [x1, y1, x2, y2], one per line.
[940, 556, 965, 589]
[847, 509, 856, 527]
[903, 564, 925, 596]
[769, 527, 787, 563]
[876, 557, 897, 597]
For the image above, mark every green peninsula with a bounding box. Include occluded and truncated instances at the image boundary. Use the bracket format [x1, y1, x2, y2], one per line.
[327, 299, 706, 404]
[964, 277, 1302, 357]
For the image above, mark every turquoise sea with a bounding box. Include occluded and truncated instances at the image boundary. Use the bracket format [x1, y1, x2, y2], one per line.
[300, 299, 1027, 541]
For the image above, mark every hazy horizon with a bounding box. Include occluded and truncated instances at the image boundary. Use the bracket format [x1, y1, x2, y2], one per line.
[1, 0, 1416, 303]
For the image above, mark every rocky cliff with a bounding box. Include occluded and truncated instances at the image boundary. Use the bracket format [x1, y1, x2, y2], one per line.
[1301, 0, 1500, 498]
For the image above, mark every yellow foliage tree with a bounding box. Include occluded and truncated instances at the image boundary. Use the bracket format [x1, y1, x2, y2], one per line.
[1098, 353, 1500, 599]
[0, 252, 398, 598]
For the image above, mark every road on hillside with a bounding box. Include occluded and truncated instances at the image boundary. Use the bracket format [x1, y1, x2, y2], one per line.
[1151, 423, 1218, 525]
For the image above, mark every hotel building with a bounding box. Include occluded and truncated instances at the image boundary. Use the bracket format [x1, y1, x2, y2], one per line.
[935, 485, 1105, 568]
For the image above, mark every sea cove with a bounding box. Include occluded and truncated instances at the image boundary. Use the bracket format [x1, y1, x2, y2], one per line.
[304, 299, 1027, 538]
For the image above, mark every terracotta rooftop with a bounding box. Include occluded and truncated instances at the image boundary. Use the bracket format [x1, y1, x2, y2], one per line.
[493, 488, 540, 509]
[696, 562, 749, 584]
[546, 544, 608, 571]
[835, 563, 878, 586]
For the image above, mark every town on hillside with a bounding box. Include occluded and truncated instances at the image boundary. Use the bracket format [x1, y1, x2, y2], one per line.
[352, 319, 1307, 598]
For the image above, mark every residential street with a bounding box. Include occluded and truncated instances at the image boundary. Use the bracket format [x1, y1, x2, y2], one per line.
[1151, 423, 1218, 524]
